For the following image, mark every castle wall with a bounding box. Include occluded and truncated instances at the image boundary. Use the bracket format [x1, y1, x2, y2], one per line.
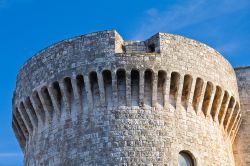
[233, 67, 250, 166]
[24, 107, 233, 165]
[12, 30, 241, 165]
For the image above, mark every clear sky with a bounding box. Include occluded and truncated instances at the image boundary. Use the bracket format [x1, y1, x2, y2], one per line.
[0, 0, 250, 165]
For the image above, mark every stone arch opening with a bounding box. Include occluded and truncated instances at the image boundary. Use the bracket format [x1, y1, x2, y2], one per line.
[116, 69, 126, 106]
[25, 97, 38, 127]
[32, 91, 46, 123]
[192, 78, 204, 111]
[218, 91, 229, 124]
[12, 119, 26, 149]
[102, 70, 112, 107]
[178, 150, 196, 166]
[170, 72, 180, 107]
[89, 71, 101, 107]
[144, 69, 154, 107]
[131, 69, 140, 106]
[52, 81, 62, 112]
[223, 96, 235, 128]
[13, 115, 27, 142]
[227, 102, 240, 133]
[157, 70, 167, 107]
[231, 112, 241, 138]
[76, 75, 87, 110]
[19, 102, 33, 132]
[211, 86, 222, 119]
[41, 87, 53, 118]
[63, 77, 74, 110]
[15, 108, 29, 138]
[202, 82, 213, 116]
[181, 75, 193, 109]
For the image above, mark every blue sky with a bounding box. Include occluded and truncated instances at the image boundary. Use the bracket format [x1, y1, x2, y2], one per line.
[0, 0, 250, 165]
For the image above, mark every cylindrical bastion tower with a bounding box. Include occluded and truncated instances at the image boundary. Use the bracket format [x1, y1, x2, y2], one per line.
[12, 30, 241, 165]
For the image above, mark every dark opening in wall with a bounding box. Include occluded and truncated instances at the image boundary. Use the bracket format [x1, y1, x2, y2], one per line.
[116, 69, 126, 106]
[223, 97, 235, 128]
[19, 102, 33, 132]
[102, 70, 112, 107]
[52, 81, 62, 111]
[89, 71, 100, 107]
[211, 86, 222, 119]
[201, 82, 213, 116]
[76, 75, 84, 99]
[12, 120, 26, 149]
[227, 103, 239, 133]
[170, 72, 180, 107]
[63, 77, 73, 110]
[15, 108, 29, 137]
[148, 43, 155, 53]
[157, 70, 167, 107]
[218, 91, 229, 124]
[13, 115, 27, 142]
[192, 78, 204, 111]
[32, 91, 46, 123]
[181, 75, 193, 109]
[230, 115, 240, 139]
[131, 69, 140, 106]
[144, 69, 154, 107]
[122, 45, 126, 53]
[25, 97, 38, 127]
[41, 87, 54, 119]
[76, 75, 86, 110]
[178, 151, 196, 166]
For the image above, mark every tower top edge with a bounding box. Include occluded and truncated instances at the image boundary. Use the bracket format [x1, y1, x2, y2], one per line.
[19, 30, 230, 68]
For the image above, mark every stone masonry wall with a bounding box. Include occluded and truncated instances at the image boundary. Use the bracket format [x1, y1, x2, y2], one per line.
[12, 30, 241, 165]
[233, 67, 250, 166]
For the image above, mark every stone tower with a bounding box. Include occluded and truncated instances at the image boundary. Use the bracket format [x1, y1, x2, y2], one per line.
[233, 67, 250, 166]
[12, 30, 242, 165]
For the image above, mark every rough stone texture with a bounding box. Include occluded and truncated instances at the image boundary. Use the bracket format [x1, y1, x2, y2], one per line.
[12, 30, 242, 165]
[233, 67, 250, 166]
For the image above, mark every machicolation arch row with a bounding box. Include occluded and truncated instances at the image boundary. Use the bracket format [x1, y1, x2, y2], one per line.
[13, 68, 241, 150]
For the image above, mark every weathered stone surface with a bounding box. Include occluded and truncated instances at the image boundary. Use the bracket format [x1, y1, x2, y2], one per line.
[12, 30, 243, 166]
[233, 67, 250, 166]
